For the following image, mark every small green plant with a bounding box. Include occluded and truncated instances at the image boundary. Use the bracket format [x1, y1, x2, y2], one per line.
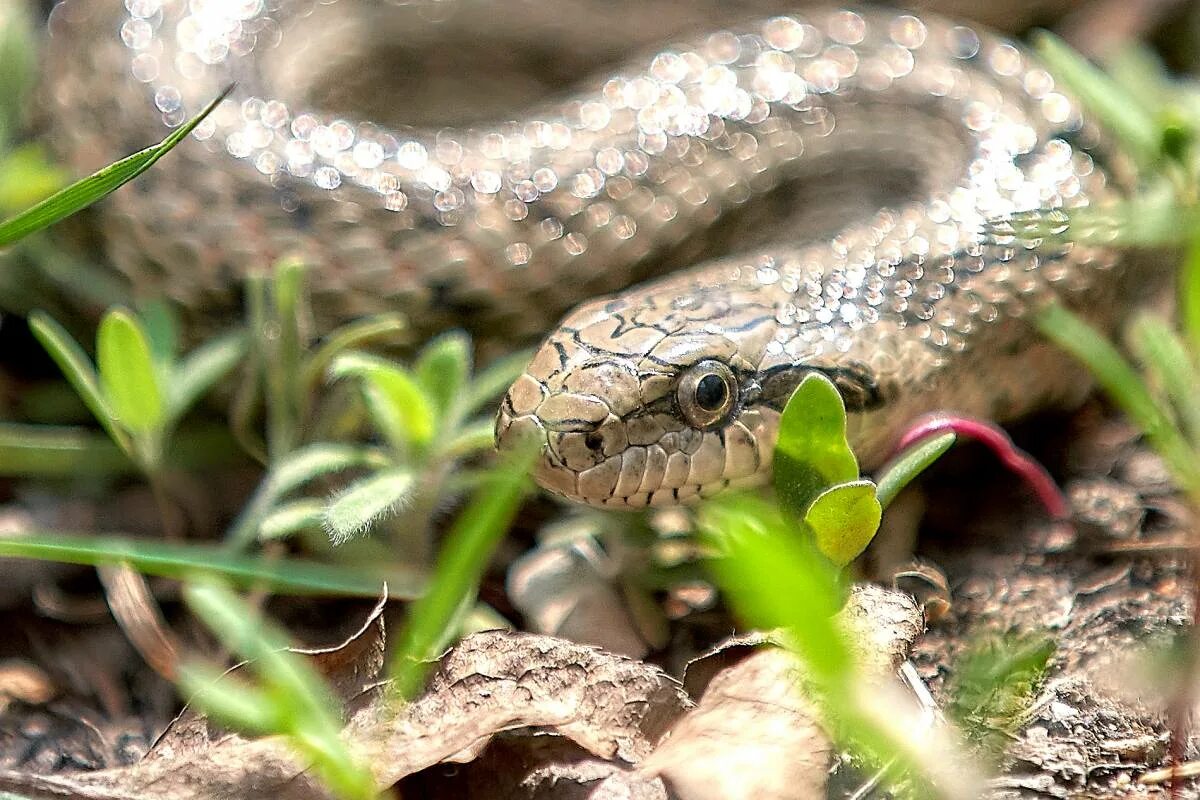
[223, 260, 530, 555]
[179, 580, 375, 800]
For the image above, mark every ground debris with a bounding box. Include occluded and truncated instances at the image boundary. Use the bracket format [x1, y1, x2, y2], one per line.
[0, 586, 928, 799]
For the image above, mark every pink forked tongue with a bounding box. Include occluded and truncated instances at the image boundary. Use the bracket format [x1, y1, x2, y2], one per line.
[891, 413, 1071, 521]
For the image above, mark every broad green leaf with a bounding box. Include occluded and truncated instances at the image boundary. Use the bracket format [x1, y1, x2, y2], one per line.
[415, 331, 471, 423]
[97, 308, 166, 434]
[323, 467, 416, 544]
[167, 330, 247, 421]
[1037, 303, 1200, 495]
[773, 372, 859, 516]
[1033, 31, 1160, 167]
[28, 311, 132, 453]
[392, 443, 538, 698]
[874, 431, 956, 510]
[0, 532, 422, 597]
[0, 85, 233, 247]
[803, 480, 882, 567]
[331, 352, 436, 452]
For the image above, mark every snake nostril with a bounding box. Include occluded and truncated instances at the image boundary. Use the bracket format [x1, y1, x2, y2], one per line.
[584, 432, 604, 452]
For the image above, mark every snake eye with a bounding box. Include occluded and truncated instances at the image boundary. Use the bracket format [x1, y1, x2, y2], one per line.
[677, 360, 739, 429]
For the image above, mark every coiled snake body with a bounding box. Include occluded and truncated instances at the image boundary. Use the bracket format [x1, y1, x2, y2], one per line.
[44, 0, 1141, 507]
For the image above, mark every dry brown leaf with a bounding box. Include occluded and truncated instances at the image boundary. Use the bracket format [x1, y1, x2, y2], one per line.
[0, 630, 690, 799]
[639, 585, 924, 800]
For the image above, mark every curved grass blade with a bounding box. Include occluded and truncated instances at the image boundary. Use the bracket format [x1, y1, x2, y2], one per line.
[0, 532, 422, 598]
[0, 85, 233, 248]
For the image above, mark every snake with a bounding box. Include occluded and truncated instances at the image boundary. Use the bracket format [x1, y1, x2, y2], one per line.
[42, 0, 1145, 508]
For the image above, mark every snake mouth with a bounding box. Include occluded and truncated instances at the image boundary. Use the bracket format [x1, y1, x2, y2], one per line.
[495, 391, 770, 507]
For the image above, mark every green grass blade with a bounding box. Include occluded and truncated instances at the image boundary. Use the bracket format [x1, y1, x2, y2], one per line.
[391, 444, 537, 698]
[1032, 31, 1160, 166]
[183, 581, 376, 800]
[874, 432, 956, 510]
[0, 532, 422, 598]
[464, 348, 534, 416]
[0, 85, 233, 248]
[0, 0, 36, 152]
[301, 313, 408, 393]
[698, 494, 849, 686]
[1182, 232, 1200, 357]
[97, 308, 165, 434]
[1128, 313, 1200, 446]
[415, 331, 471, 425]
[1037, 303, 1200, 494]
[0, 422, 133, 476]
[167, 330, 247, 422]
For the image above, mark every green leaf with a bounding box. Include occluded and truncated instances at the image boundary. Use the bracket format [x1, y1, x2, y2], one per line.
[177, 661, 278, 734]
[0, 0, 36, 151]
[183, 581, 375, 800]
[0, 532, 422, 597]
[392, 443, 538, 698]
[803, 480, 882, 567]
[443, 418, 501, 459]
[0, 422, 134, 477]
[28, 311, 133, 454]
[773, 372, 859, 516]
[0, 85, 233, 247]
[1182, 231, 1200, 358]
[1032, 30, 1160, 167]
[323, 467, 416, 544]
[1037, 303, 1200, 495]
[698, 494, 850, 686]
[1127, 313, 1200, 445]
[258, 499, 326, 541]
[264, 257, 307, 460]
[138, 300, 180, 368]
[97, 308, 166, 434]
[167, 330, 247, 422]
[302, 313, 408, 392]
[415, 331, 471, 424]
[874, 431, 956, 510]
[226, 443, 390, 548]
[464, 348, 534, 415]
[331, 352, 436, 453]
[0, 145, 68, 214]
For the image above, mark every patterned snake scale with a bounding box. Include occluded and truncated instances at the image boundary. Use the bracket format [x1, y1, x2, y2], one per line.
[43, 0, 1147, 507]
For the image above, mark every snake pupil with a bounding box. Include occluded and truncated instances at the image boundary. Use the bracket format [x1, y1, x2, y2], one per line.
[695, 373, 729, 412]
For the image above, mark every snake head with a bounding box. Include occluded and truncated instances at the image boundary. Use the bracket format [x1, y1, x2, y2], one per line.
[495, 285, 781, 507]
